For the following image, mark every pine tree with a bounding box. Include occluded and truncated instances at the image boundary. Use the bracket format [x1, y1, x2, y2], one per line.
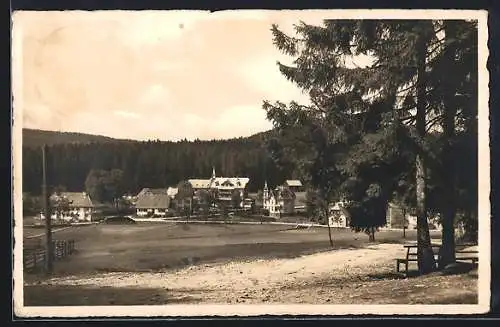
[262, 19, 477, 273]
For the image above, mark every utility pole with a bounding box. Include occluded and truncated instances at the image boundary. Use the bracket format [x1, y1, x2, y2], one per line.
[42, 145, 53, 274]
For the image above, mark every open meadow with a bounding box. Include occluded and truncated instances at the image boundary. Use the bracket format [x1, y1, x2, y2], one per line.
[21, 222, 478, 306]
[23, 222, 439, 275]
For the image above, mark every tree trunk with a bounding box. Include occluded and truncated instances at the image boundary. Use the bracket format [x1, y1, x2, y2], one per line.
[325, 206, 334, 248]
[368, 227, 376, 242]
[415, 27, 436, 274]
[439, 20, 458, 269]
[415, 155, 436, 273]
[403, 208, 407, 239]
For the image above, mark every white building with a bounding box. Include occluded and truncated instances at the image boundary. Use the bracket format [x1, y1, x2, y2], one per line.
[262, 181, 296, 217]
[328, 202, 349, 228]
[285, 180, 304, 193]
[135, 188, 182, 217]
[188, 168, 249, 207]
[42, 192, 99, 222]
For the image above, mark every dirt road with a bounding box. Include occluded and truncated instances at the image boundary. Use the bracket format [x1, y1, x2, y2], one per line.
[24, 243, 478, 305]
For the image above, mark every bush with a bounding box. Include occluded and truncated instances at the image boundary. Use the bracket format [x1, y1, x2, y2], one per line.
[259, 208, 270, 216]
[103, 216, 136, 224]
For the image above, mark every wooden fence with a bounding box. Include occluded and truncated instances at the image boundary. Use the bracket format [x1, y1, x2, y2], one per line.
[23, 239, 75, 272]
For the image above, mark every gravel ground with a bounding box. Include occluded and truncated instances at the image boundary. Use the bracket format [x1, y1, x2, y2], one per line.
[24, 243, 478, 305]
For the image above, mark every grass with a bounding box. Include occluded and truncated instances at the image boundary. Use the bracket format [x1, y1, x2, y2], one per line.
[23, 222, 440, 278]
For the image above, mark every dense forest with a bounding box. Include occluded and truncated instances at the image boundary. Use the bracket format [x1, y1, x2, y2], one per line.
[22, 128, 294, 195]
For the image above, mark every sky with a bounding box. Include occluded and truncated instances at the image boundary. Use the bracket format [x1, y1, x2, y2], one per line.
[12, 10, 340, 141]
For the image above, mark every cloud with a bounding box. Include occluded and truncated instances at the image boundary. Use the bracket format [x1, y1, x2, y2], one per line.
[214, 105, 273, 137]
[113, 110, 141, 119]
[139, 84, 170, 106]
[238, 53, 310, 105]
[173, 105, 273, 141]
[16, 10, 340, 141]
[117, 11, 211, 48]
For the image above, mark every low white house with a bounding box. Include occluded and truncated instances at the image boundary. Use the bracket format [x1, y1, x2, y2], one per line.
[328, 202, 349, 228]
[285, 180, 304, 193]
[41, 192, 98, 222]
[135, 188, 172, 217]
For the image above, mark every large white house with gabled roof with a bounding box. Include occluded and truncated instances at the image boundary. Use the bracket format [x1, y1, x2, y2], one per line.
[188, 167, 249, 207]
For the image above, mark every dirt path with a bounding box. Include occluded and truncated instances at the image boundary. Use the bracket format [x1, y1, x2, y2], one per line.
[30, 243, 400, 287]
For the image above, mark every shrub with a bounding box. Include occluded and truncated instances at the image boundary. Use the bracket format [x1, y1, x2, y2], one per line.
[104, 216, 137, 224]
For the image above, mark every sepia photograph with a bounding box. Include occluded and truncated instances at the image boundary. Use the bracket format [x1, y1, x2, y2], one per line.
[11, 9, 490, 317]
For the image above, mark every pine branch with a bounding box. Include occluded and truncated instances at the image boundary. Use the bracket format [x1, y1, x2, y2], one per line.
[425, 115, 444, 132]
[271, 24, 301, 57]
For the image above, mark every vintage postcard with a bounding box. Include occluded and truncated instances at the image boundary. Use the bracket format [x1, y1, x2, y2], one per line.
[11, 9, 490, 317]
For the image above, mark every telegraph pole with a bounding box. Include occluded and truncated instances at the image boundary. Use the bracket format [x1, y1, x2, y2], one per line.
[42, 145, 53, 274]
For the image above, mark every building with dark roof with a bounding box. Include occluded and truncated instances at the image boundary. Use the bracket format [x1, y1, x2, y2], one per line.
[262, 181, 296, 217]
[135, 188, 172, 217]
[45, 192, 102, 222]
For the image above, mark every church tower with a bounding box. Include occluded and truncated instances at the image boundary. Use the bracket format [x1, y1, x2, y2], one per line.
[208, 166, 217, 189]
[263, 180, 269, 202]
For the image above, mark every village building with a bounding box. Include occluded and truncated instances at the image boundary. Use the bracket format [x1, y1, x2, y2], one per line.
[293, 191, 307, 212]
[122, 193, 137, 203]
[167, 187, 178, 198]
[385, 203, 440, 230]
[285, 180, 304, 193]
[328, 201, 350, 228]
[135, 188, 172, 217]
[386, 203, 408, 229]
[262, 181, 296, 217]
[42, 192, 101, 222]
[188, 168, 249, 208]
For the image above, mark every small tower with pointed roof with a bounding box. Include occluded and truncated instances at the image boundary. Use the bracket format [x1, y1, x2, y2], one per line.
[208, 166, 217, 188]
[263, 180, 269, 202]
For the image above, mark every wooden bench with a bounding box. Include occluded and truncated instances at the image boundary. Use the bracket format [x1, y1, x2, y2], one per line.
[455, 248, 479, 266]
[396, 244, 479, 276]
[396, 244, 441, 276]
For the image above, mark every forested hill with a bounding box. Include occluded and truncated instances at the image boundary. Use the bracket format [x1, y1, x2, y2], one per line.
[22, 128, 291, 195]
[22, 128, 133, 148]
[22, 128, 273, 148]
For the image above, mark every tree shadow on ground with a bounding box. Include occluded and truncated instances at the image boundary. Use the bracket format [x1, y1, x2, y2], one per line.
[23, 284, 201, 306]
[440, 262, 477, 276]
[425, 293, 478, 304]
[365, 271, 408, 280]
[368, 262, 476, 280]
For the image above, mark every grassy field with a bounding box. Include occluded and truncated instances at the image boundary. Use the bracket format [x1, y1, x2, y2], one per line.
[23, 222, 440, 277]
